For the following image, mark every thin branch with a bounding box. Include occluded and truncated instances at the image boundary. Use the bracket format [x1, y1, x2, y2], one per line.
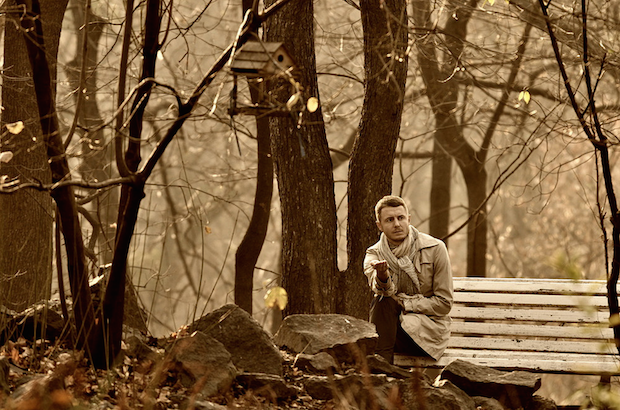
[479, 23, 532, 159]
[138, 0, 295, 179]
[114, 0, 134, 177]
[0, 175, 134, 194]
[64, 0, 91, 149]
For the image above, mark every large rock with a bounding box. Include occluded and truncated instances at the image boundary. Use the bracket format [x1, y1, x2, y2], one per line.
[0, 303, 64, 345]
[441, 359, 541, 409]
[6, 374, 70, 410]
[473, 396, 506, 410]
[193, 401, 228, 410]
[189, 304, 283, 376]
[529, 395, 558, 410]
[164, 331, 237, 398]
[294, 352, 339, 374]
[302, 373, 390, 405]
[400, 377, 477, 410]
[364, 354, 411, 379]
[273, 314, 377, 364]
[236, 373, 298, 399]
[5, 356, 76, 410]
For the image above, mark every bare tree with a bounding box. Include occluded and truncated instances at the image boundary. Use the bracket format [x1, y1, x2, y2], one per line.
[0, 0, 67, 312]
[537, 0, 620, 352]
[234, 0, 275, 315]
[264, 0, 339, 315]
[341, 0, 409, 316]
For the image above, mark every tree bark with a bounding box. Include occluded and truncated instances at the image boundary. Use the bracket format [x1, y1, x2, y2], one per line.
[234, 0, 274, 315]
[0, 0, 67, 312]
[535, 0, 620, 354]
[97, 0, 162, 369]
[265, 0, 338, 315]
[66, 0, 119, 265]
[14, 0, 96, 352]
[340, 0, 408, 318]
[413, 0, 487, 277]
[429, 149, 452, 242]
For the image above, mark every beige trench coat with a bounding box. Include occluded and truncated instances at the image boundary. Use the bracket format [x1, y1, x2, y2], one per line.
[363, 232, 453, 360]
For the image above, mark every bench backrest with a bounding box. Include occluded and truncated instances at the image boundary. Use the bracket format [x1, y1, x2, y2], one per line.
[396, 277, 620, 375]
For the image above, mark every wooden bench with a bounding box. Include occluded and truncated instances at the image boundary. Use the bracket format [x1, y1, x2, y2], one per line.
[395, 277, 620, 375]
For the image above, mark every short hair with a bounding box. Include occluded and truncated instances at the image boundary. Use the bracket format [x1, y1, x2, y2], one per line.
[375, 195, 409, 221]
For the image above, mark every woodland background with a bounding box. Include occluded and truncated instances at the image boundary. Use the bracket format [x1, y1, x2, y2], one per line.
[0, 0, 618, 382]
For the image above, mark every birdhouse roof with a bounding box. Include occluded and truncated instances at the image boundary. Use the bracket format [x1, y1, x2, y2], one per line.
[230, 41, 296, 77]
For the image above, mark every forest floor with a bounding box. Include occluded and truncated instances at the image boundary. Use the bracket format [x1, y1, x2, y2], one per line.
[2, 335, 619, 409]
[0, 336, 351, 409]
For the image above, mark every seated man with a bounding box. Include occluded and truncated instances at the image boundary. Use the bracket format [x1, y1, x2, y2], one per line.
[363, 195, 453, 364]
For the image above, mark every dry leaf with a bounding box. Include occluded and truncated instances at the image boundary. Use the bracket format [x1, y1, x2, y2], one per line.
[306, 97, 319, 113]
[0, 151, 13, 163]
[6, 121, 24, 134]
[265, 286, 288, 310]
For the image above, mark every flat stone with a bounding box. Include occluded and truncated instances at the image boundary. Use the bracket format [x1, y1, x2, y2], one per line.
[441, 359, 541, 409]
[273, 314, 377, 364]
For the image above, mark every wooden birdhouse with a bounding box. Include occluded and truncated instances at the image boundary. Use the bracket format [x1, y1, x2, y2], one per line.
[229, 41, 300, 117]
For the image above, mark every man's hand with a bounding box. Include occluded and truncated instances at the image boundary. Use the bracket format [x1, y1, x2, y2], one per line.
[371, 260, 389, 282]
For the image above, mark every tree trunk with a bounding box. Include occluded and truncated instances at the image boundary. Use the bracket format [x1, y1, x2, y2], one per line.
[67, 0, 118, 265]
[0, 0, 67, 312]
[234, 115, 273, 314]
[413, 0, 486, 277]
[429, 148, 452, 242]
[463, 166, 487, 276]
[340, 0, 408, 318]
[98, 0, 162, 368]
[234, 0, 274, 315]
[265, 0, 338, 315]
[15, 0, 96, 353]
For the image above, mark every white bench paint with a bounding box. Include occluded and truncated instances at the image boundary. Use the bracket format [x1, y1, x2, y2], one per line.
[394, 277, 620, 374]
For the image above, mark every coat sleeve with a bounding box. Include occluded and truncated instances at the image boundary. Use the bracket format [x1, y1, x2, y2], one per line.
[401, 241, 453, 316]
[363, 247, 396, 296]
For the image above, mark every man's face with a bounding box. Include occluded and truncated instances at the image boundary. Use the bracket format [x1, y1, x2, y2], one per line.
[376, 205, 410, 245]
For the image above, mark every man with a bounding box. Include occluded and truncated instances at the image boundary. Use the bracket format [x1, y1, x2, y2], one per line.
[364, 195, 453, 364]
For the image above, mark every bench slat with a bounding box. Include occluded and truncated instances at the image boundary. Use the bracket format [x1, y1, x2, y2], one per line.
[454, 292, 609, 307]
[395, 351, 620, 374]
[448, 336, 615, 354]
[396, 278, 620, 375]
[450, 321, 613, 339]
[453, 277, 608, 295]
[450, 306, 607, 324]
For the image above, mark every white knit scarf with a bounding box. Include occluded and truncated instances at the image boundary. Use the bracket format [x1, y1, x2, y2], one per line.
[377, 225, 421, 294]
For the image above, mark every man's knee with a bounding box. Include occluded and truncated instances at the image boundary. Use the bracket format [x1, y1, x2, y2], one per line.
[370, 296, 401, 321]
